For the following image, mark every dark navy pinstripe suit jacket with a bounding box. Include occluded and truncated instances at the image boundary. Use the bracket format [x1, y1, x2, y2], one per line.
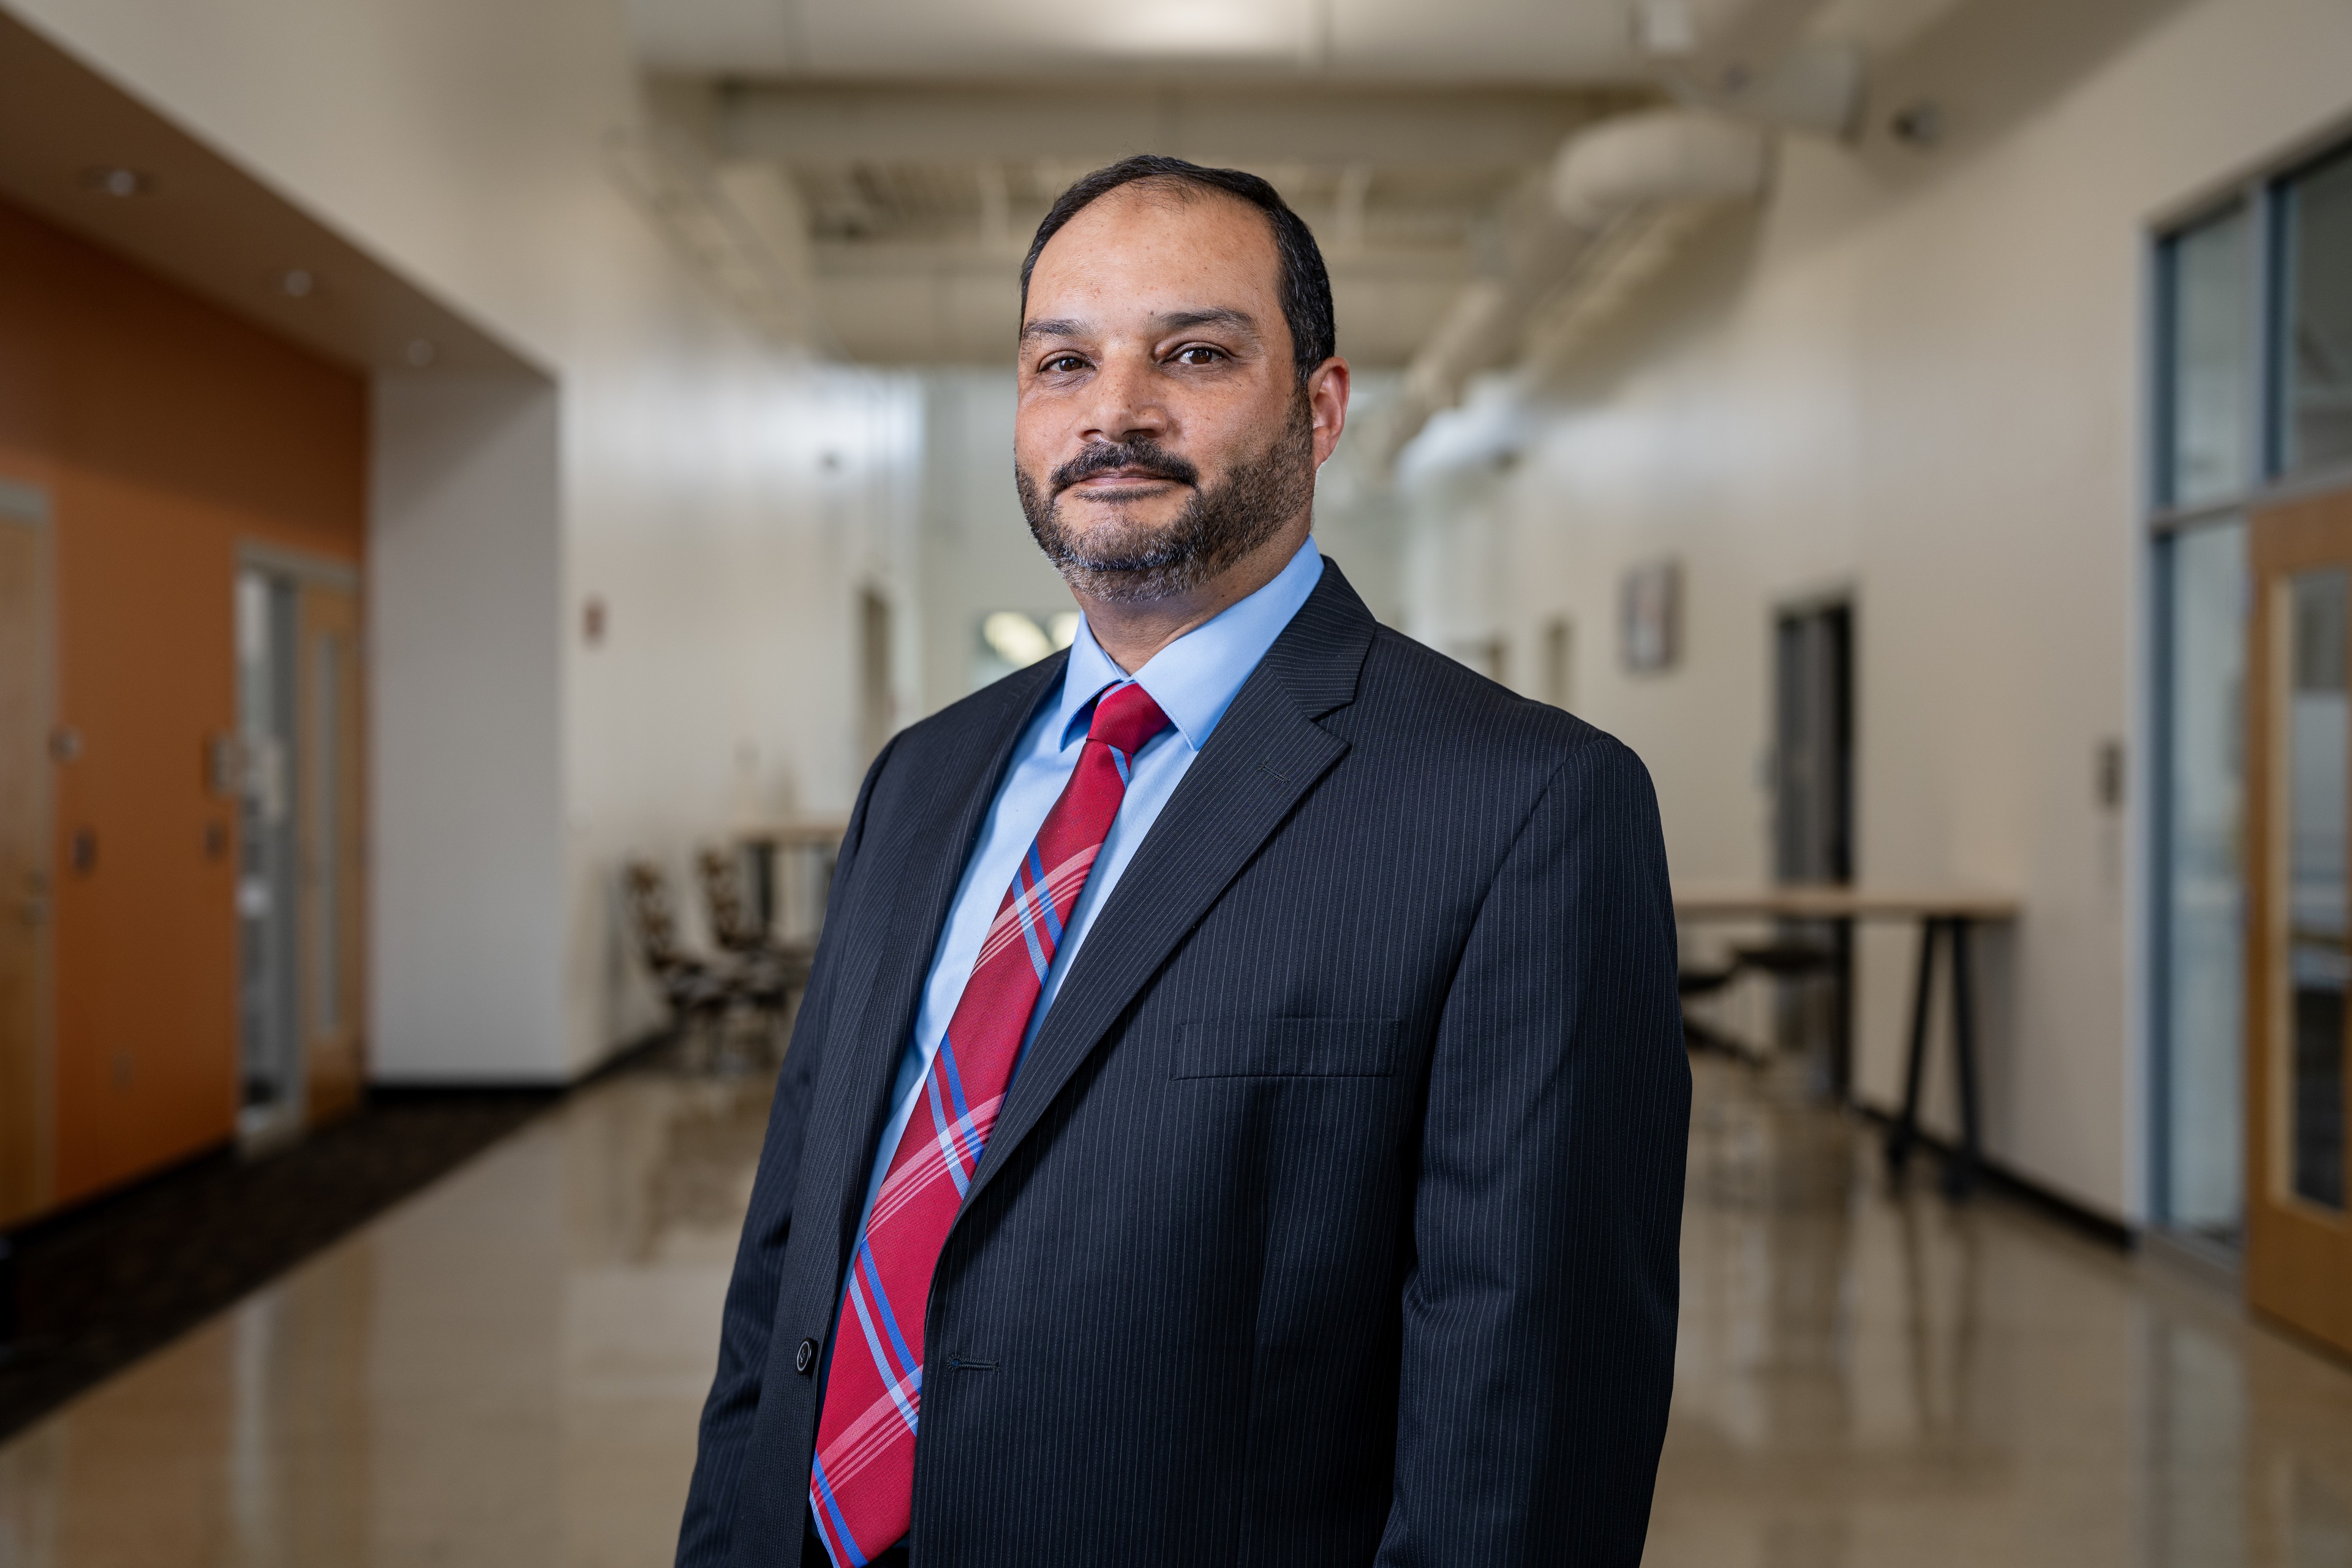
[677, 560, 1689, 1567]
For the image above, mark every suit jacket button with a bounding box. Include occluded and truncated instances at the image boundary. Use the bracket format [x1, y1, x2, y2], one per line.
[796, 1338, 818, 1376]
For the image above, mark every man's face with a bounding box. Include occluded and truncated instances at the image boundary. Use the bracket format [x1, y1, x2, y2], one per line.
[1015, 185, 1344, 604]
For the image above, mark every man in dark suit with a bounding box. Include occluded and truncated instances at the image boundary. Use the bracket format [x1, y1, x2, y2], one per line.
[678, 155, 1688, 1568]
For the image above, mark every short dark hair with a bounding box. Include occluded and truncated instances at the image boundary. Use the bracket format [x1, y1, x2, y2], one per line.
[1019, 155, 1337, 383]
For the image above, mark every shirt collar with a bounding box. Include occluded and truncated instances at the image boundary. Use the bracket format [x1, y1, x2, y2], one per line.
[1054, 536, 1324, 753]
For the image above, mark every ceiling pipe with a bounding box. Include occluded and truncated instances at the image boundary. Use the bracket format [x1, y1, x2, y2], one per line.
[1368, 108, 1769, 468]
[1363, 0, 1863, 472]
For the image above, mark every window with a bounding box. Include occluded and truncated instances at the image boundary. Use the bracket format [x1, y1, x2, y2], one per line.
[2154, 519, 2245, 1245]
[2160, 206, 2252, 508]
[2278, 144, 2352, 477]
[2150, 129, 2352, 1250]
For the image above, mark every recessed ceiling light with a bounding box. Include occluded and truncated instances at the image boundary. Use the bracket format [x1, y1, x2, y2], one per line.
[281, 269, 314, 298]
[405, 338, 437, 368]
[80, 166, 151, 197]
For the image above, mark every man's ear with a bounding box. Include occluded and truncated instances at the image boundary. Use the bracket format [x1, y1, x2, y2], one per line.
[1308, 358, 1351, 466]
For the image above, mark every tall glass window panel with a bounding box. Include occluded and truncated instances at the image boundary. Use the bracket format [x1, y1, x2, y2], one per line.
[2160, 520, 2247, 1242]
[2164, 208, 2253, 507]
[2285, 569, 2348, 1211]
[2280, 145, 2352, 477]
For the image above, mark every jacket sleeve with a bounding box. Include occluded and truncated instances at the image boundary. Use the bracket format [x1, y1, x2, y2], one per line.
[676, 736, 896, 1568]
[1377, 729, 1690, 1567]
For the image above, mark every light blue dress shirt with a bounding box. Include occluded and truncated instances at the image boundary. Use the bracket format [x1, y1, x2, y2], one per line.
[848, 537, 1325, 1237]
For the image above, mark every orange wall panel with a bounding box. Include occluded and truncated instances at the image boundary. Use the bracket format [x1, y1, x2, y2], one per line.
[0, 195, 364, 1208]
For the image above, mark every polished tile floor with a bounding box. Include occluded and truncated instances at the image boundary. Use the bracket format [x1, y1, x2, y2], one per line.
[1, 1052, 2348, 1566]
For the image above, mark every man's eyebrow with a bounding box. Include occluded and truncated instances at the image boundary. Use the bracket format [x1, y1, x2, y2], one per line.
[1158, 307, 1259, 336]
[1019, 317, 1087, 342]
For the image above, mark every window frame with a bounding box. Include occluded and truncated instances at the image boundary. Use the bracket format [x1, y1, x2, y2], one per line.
[2145, 121, 2352, 1244]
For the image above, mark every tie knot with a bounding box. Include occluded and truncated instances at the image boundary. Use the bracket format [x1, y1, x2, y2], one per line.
[1087, 681, 1172, 756]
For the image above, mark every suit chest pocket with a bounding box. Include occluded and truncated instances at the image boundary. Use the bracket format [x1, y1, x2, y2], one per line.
[1172, 1017, 1405, 1080]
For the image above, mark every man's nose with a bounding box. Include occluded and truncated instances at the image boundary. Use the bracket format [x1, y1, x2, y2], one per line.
[1080, 355, 1170, 447]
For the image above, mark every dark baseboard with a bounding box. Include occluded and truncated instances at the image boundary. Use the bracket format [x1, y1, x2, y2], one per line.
[1852, 1104, 2135, 1251]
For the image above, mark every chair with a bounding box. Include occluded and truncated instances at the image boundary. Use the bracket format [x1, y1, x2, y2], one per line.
[697, 846, 816, 996]
[624, 861, 790, 1056]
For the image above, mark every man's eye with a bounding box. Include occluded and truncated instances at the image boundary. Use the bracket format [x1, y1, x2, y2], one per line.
[1041, 354, 1088, 374]
[1171, 345, 1224, 366]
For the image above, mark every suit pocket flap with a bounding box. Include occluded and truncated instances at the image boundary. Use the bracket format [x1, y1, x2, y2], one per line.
[1172, 1017, 1404, 1079]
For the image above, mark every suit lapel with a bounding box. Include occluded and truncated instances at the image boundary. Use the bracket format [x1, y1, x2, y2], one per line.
[804, 652, 1069, 1280]
[959, 560, 1379, 1213]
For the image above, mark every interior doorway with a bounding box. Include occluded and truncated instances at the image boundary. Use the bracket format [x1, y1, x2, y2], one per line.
[2245, 487, 2352, 1357]
[1771, 597, 1856, 1091]
[0, 479, 53, 1227]
[235, 552, 364, 1145]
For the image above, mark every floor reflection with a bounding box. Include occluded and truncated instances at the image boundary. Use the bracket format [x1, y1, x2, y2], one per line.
[1, 1051, 2348, 1565]
[1650, 1055, 2352, 1568]
[0, 1058, 774, 1568]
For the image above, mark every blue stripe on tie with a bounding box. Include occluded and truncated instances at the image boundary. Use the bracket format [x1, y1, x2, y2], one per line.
[933, 1036, 987, 1169]
[858, 1240, 919, 1382]
[848, 1275, 921, 1435]
[937, 1033, 977, 1137]
[927, 1072, 973, 1196]
[1109, 744, 1131, 785]
[1011, 875, 1052, 981]
[1028, 842, 1064, 943]
[810, 1455, 869, 1567]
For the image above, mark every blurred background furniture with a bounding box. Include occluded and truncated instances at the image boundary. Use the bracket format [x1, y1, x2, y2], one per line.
[735, 820, 847, 948]
[697, 845, 815, 998]
[1675, 886, 2021, 1199]
[624, 859, 792, 1063]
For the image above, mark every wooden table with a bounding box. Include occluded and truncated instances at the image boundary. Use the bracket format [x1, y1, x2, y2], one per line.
[1673, 886, 2022, 1198]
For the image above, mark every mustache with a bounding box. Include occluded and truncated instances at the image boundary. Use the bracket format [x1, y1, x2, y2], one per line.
[1050, 439, 1200, 494]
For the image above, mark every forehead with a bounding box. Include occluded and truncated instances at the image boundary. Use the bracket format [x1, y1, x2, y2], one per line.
[1026, 184, 1283, 321]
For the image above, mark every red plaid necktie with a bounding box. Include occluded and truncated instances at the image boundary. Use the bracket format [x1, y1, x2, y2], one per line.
[808, 681, 1172, 1566]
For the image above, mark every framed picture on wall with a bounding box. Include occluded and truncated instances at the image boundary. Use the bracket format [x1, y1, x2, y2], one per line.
[1620, 558, 1681, 673]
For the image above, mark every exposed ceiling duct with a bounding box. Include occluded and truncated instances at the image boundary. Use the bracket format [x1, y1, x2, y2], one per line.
[1365, 108, 1770, 468]
[1366, 0, 1868, 470]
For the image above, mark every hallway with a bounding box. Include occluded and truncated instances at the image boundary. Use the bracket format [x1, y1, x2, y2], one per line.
[2, 1052, 2345, 1567]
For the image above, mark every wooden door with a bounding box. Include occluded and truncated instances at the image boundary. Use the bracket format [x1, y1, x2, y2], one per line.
[2247, 486, 2352, 1355]
[0, 489, 54, 1226]
[296, 582, 364, 1124]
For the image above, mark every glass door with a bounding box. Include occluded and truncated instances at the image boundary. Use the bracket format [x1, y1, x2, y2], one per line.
[2247, 487, 2352, 1355]
[236, 562, 365, 1140]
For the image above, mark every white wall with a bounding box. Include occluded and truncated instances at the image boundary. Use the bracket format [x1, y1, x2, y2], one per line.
[371, 375, 566, 1079]
[1392, 0, 2352, 1220]
[6, 0, 907, 1077]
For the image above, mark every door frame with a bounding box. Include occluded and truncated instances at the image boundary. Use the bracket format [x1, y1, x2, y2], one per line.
[2244, 486, 2352, 1355]
[234, 543, 365, 1133]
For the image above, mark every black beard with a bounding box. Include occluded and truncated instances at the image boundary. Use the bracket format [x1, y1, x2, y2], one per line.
[1017, 399, 1316, 606]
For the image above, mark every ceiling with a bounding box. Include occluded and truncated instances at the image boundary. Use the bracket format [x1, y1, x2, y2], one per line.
[638, 78, 1649, 365]
[621, 0, 1970, 368]
[624, 0, 1757, 83]
[0, 9, 534, 379]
